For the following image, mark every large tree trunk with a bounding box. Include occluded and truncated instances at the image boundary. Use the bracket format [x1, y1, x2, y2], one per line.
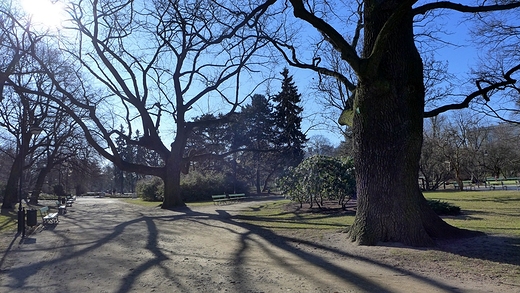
[161, 158, 186, 209]
[161, 139, 186, 209]
[255, 167, 261, 194]
[31, 165, 53, 204]
[1, 155, 23, 210]
[348, 1, 469, 246]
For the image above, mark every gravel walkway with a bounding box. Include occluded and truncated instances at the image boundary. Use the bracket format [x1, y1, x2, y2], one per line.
[0, 196, 516, 292]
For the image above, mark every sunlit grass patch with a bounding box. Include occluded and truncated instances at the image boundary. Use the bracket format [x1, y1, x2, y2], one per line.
[122, 191, 520, 238]
[0, 208, 18, 232]
[425, 190, 520, 237]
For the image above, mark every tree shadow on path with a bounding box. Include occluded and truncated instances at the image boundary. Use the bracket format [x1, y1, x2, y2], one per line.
[212, 209, 468, 293]
[1, 198, 517, 292]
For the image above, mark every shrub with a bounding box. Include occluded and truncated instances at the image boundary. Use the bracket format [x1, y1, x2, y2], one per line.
[427, 199, 461, 216]
[180, 170, 244, 202]
[136, 177, 164, 201]
[135, 171, 246, 203]
[53, 185, 66, 198]
[277, 155, 356, 209]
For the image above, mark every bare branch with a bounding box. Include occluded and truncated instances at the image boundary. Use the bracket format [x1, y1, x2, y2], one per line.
[424, 64, 520, 117]
[288, 0, 362, 74]
[414, 1, 520, 16]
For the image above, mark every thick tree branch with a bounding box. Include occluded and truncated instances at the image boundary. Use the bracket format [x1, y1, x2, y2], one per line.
[9, 80, 166, 177]
[288, 0, 362, 74]
[269, 40, 357, 91]
[413, 1, 520, 16]
[364, 0, 418, 77]
[424, 64, 519, 117]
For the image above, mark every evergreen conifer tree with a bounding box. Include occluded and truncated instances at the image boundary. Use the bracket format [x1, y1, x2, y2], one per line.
[272, 68, 307, 167]
[240, 94, 275, 193]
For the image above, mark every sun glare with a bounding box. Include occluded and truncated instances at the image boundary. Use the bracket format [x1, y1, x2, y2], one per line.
[21, 0, 65, 29]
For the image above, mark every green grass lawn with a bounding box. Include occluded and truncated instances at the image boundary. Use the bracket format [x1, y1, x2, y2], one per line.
[425, 190, 520, 237]
[0, 208, 18, 232]
[238, 190, 520, 238]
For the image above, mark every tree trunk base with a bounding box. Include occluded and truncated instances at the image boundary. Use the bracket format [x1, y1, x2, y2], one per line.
[161, 203, 186, 209]
[348, 197, 485, 247]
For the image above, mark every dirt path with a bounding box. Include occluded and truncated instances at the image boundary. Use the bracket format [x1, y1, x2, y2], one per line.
[0, 196, 518, 292]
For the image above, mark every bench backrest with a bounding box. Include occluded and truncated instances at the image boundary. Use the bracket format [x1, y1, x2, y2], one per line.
[212, 195, 227, 200]
[39, 206, 49, 216]
[229, 193, 245, 198]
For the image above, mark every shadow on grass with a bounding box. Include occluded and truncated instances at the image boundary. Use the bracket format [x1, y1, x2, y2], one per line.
[433, 195, 520, 204]
[441, 210, 486, 220]
[0, 208, 17, 232]
[435, 234, 520, 266]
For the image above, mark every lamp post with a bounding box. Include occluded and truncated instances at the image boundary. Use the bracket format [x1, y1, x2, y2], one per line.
[16, 140, 24, 236]
[233, 158, 240, 194]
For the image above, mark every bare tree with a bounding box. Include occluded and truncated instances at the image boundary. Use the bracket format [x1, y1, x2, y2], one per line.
[420, 116, 451, 191]
[0, 4, 100, 208]
[30, 110, 86, 203]
[468, 7, 520, 121]
[0, 5, 50, 208]
[0, 88, 47, 209]
[24, 0, 277, 208]
[481, 123, 520, 178]
[441, 112, 486, 190]
[306, 135, 335, 157]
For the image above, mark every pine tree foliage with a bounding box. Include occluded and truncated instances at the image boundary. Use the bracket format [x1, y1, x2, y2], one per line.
[240, 94, 276, 193]
[241, 94, 275, 148]
[272, 68, 307, 167]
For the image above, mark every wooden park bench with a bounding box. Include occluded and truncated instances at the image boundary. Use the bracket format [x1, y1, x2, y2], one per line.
[55, 201, 67, 215]
[462, 180, 475, 190]
[212, 193, 246, 205]
[39, 206, 59, 225]
[489, 181, 506, 190]
[453, 181, 475, 190]
[212, 194, 229, 204]
[62, 195, 75, 207]
[228, 193, 246, 201]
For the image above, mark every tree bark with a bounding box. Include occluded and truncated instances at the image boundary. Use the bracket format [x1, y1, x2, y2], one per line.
[31, 165, 53, 204]
[161, 136, 186, 209]
[1, 155, 22, 209]
[255, 167, 261, 194]
[161, 162, 185, 209]
[348, 0, 470, 246]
